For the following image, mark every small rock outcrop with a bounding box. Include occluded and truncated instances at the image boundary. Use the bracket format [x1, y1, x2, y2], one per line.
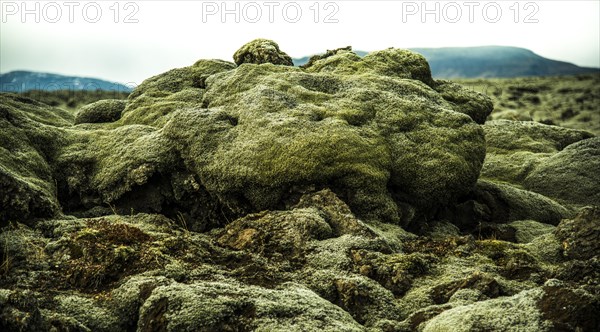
[524, 137, 600, 206]
[74, 99, 126, 124]
[233, 39, 294, 66]
[555, 207, 600, 260]
[481, 120, 593, 186]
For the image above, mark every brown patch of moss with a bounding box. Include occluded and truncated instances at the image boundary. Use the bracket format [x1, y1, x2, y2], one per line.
[60, 218, 162, 291]
[475, 240, 543, 281]
[351, 249, 435, 296]
[429, 271, 504, 304]
[537, 285, 600, 331]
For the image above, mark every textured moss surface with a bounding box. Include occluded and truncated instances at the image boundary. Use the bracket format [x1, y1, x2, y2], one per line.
[1, 191, 597, 331]
[233, 38, 294, 66]
[457, 74, 600, 135]
[481, 120, 593, 185]
[2, 39, 490, 230]
[0, 94, 70, 225]
[524, 137, 600, 206]
[75, 99, 126, 124]
[1, 40, 598, 331]
[197, 48, 488, 223]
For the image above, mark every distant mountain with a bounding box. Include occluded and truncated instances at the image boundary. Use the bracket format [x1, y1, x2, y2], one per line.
[293, 46, 599, 78]
[410, 46, 599, 78]
[0, 71, 132, 92]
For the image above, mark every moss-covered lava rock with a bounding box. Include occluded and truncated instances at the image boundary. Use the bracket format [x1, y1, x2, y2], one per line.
[74, 99, 126, 124]
[3, 40, 597, 332]
[28, 40, 493, 229]
[0, 94, 71, 226]
[233, 38, 294, 66]
[523, 137, 600, 206]
[481, 120, 593, 186]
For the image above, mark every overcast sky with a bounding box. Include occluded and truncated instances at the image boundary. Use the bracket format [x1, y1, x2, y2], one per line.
[1, 0, 599, 85]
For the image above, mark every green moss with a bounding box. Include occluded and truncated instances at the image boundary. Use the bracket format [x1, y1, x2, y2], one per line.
[474, 180, 572, 225]
[481, 120, 593, 187]
[0, 93, 74, 126]
[422, 288, 552, 332]
[509, 220, 555, 244]
[304, 48, 435, 87]
[137, 281, 364, 331]
[475, 239, 545, 281]
[121, 60, 235, 127]
[54, 294, 121, 331]
[55, 124, 179, 208]
[330, 274, 402, 325]
[524, 233, 563, 264]
[194, 58, 487, 223]
[129, 60, 235, 100]
[434, 80, 494, 124]
[457, 74, 600, 135]
[0, 94, 69, 224]
[233, 39, 293, 66]
[217, 207, 333, 258]
[351, 250, 435, 296]
[484, 120, 592, 153]
[75, 99, 126, 124]
[524, 137, 600, 206]
[554, 207, 600, 260]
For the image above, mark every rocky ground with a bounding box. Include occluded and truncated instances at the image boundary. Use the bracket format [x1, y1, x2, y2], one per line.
[1, 39, 598, 331]
[456, 75, 600, 135]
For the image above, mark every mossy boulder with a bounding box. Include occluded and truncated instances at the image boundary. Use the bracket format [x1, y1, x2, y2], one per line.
[523, 137, 600, 206]
[217, 208, 333, 258]
[233, 38, 293, 66]
[555, 207, 600, 260]
[137, 281, 364, 331]
[300, 46, 352, 69]
[420, 278, 598, 331]
[351, 249, 435, 296]
[3, 42, 492, 229]
[74, 99, 126, 124]
[472, 180, 572, 226]
[192, 49, 488, 224]
[121, 59, 236, 127]
[481, 120, 593, 186]
[302, 47, 436, 87]
[537, 281, 600, 331]
[423, 281, 598, 332]
[434, 80, 494, 124]
[217, 189, 376, 258]
[441, 179, 571, 237]
[422, 288, 551, 331]
[54, 124, 181, 215]
[0, 94, 70, 225]
[509, 220, 555, 244]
